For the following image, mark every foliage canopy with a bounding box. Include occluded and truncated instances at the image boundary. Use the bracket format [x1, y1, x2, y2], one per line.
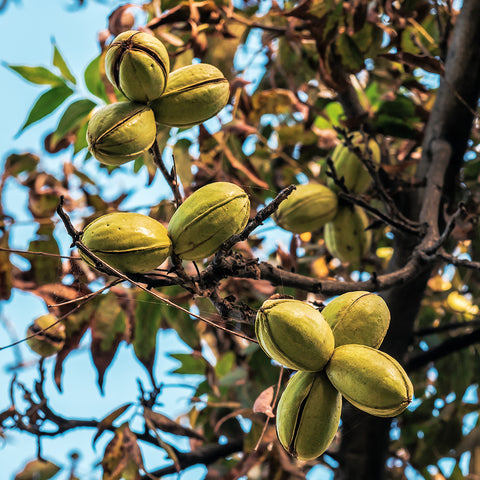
[2, 0, 480, 479]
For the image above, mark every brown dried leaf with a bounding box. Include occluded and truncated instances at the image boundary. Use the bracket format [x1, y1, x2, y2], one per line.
[15, 458, 61, 480]
[381, 52, 444, 75]
[144, 415, 180, 472]
[102, 423, 144, 480]
[253, 386, 275, 418]
[90, 293, 127, 392]
[0, 233, 13, 300]
[93, 403, 133, 446]
[108, 4, 136, 36]
[144, 408, 206, 441]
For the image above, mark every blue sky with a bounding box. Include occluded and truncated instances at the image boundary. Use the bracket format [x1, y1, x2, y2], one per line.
[0, 1, 208, 479]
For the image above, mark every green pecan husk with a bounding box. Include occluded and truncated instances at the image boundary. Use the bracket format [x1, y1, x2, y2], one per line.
[105, 30, 170, 103]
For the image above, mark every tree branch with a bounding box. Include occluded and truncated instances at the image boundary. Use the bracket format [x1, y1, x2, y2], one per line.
[406, 327, 480, 372]
[141, 438, 244, 479]
[221, 184, 296, 252]
[149, 140, 183, 208]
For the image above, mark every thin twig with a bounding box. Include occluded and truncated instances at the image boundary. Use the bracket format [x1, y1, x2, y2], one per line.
[414, 318, 480, 337]
[56, 198, 257, 344]
[254, 366, 284, 451]
[149, 140, 183, 207]
[46, 279, 122, 308]
[438, 252, 480, 271]
[221, 185, 296, 251]
[338, 191, 423, 237]
[0, 247, 78, 260]
[0, 302, 85, 352]
[425, 203, 466, 255]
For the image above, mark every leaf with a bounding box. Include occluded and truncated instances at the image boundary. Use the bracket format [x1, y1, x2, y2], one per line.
[27, 223, 62, 285]
[447, 464, 466, 480]
[84, 54, 109, 103]
[15, 459, 61, 480]
[143, 415, 180, 472]
[336, 33, 365, 73]
[54, 304, 93, 391]
[93, 403, 133, 446]
[161, 288, 200, 350]
[90, 292, 127, 392]
[51, 99, 96, 147]
[102, 423, 143, 480]
[4, 152, 40, 176]
[144, 408, 206, 441]
[132, 290, 163, 376]
[215, 351, 236, 378]
[173, 138, 193, 189]
[8, 65, 65, 86]
[53, 42, 76, 84]
[0, 232, 12, 300]
[18, 86, 74, 133]
[253, 386, 275, 418]
[73, 120, 89, 155]
[169, 352, 206, 375]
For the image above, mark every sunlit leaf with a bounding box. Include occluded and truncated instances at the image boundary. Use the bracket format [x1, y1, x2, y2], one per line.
[173, 138, 193, 189]
[8, 65, 65, 86]
[84, 54, 109, 103]
[15, 459, 61, 480]
[252, 386, 275, 418]
[53, 42, 76, 84]
[73, 120, 89, 155]
[51, 99, 96, 147]
[18, 85, 73, 133]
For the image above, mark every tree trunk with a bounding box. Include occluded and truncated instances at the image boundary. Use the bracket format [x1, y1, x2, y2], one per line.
[335, 0, 480, 477]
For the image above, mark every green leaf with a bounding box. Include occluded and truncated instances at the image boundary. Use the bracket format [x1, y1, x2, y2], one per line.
[215, 351, 236, 378]
[8, 65, 65, 87]
[132, 291, 162, 368]
[53, 42, 76, 84]
[447, 464, 466, 480]
[51, 99, 96, 146]
[27, 224, 62, 284]
[170, 353, 206, 375]
[73, 120, 89, 155]
[18, 85, 73, 133]
[173, 138, 193, 189]
[336, 33, 365, 73]
[84, 55, 109, 103]
[90, 292, 126, 391]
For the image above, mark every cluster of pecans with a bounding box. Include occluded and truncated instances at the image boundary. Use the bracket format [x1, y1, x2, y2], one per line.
[255, 293, 413, 460]
[26, 181, 250, 356]
[274, 132, 381, 266]
[86, 30, 230, 166]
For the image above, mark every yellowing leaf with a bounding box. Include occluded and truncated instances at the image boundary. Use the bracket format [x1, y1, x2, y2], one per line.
[428, 275, 452, 292]
[311, 256, 329, 278]
[15, 459, 61, 480]
[299, 232, 312, 242]
[446, 291, 479, 320]
[102, 423, 143, 480]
